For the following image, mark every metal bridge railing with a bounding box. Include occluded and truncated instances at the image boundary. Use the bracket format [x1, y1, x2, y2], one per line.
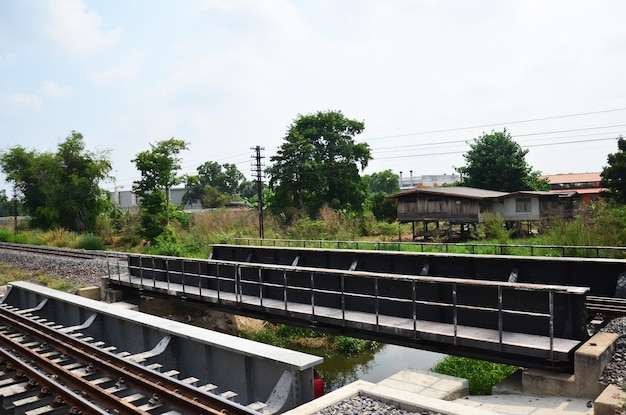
[117, 254, 589, 361]
[232, 237, 626, 258]
[233, 238, 626, 258]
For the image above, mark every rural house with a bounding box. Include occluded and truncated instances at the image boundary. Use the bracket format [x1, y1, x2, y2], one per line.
[387, 186, 580, 240]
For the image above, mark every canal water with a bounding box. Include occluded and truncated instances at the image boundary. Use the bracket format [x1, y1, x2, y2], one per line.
[303, 343, 444, 392]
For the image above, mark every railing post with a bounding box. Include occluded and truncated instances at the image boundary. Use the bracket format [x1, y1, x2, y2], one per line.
[283, 269, 288, 311]
[452, 283, 458, 345]
[181, 260, 185, 295]
[151, 257, 157, 288]
[165, 258, 170, 291]
[258, 268, 263, 308]
[198, 261, 202, 299]
[310, 272, 315, 321]
[341, 274, 346, 325]
[412, 280, 417, 339]
[139, 257, 144, 287]
[235, 264, 242, 304]
[498, 286, 503, 350]
[106, 256, 111, 281]
[375, 277, 379, 330]
[216, 263, 221, 301]
[549, 290, 555, 362]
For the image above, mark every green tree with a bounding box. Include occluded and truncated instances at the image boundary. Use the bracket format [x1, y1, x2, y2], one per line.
[266, 110, 372, 217]
[600, 136, 626, 204]
[0, 131, 112, 232]
[0, 190, 15, 217]
[201, 185, 229, 208]
[369, 191, 397, 222]
[132, 138, 188, 240]
[183, 161, 248, 207]
[363, 169, 400, 194]
[456, 129, 550, 192]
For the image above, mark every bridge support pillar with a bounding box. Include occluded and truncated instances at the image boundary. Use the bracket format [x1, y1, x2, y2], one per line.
[522, 332, 619, 399]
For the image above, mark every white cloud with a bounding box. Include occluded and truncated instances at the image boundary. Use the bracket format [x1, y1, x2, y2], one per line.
[40, 81, 72, 99]
[3, 93, 44, 112]
[43, 0, 121, 57]
[86, 60, 140, 85]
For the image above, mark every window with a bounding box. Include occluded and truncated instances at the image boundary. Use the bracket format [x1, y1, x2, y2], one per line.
[515, 197, 531, 212]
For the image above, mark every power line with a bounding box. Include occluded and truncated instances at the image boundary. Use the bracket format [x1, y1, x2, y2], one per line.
[373, 136, 618, 161]
[361, 106, 626, 141]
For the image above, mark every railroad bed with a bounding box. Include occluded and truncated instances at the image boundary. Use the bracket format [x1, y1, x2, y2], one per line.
[0, 281, 322, 414]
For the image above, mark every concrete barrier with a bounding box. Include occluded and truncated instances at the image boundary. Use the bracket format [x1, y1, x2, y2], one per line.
[523, 332, 619, 399]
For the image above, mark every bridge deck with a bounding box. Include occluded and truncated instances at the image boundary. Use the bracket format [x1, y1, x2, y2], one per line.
[110, 271, 581, 365]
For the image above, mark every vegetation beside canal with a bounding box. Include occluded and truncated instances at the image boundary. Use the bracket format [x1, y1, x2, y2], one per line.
[431, 356, 518, 395]
[239, 323, 381, 356]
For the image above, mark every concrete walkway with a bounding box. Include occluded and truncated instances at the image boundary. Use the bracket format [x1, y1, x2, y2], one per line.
[283, 369, 596, 415]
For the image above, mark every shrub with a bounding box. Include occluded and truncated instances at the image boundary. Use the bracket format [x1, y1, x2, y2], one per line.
[75, 234, 105, 251]
[480, 212, 513, 244]
[148, 228, 185, 257]
[335, 336, 379, 355]
[431, 356, 518, 395]
[0, 229, 13, 242]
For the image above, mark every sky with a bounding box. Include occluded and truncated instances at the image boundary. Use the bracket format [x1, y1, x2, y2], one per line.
[1, 0, 626, 194]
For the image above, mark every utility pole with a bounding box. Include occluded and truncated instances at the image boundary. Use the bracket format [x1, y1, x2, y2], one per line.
[251, 146, 265, 239]
[12, 185, 17, 235]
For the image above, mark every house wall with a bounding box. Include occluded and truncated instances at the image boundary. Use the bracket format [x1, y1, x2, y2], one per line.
[491, 196, 567, 222]
[494, 197, 540, 221]
[397, 194, 481, 222]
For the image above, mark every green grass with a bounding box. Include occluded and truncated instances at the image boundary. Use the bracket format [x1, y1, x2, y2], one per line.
[238, 323, 380, 355]
[0, 264, 81, 293]
[431, 356, 518, 395]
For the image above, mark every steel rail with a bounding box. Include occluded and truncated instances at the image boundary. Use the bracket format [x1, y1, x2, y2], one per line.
[0, 339, 142, 415]
[0, 241, 127, 260]
[0, 305, 256, 415]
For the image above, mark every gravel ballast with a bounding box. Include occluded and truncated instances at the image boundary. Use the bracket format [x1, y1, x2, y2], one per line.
[311, 396, 443, 415]
[0, 249, 125, 288]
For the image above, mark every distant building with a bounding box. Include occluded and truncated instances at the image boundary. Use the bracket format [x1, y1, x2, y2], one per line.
[540, 172, 604, 204]
[110, 188, 202, 211]
[398, 172, 460, 190]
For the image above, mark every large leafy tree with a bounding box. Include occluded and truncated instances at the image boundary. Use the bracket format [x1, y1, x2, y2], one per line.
[0, 189, 24, 217]
[183, 161, 249, 208]
[362, 169, 400, 194]
[600, 136, 626, 204]
[266, 110, 372, 217]
[456, 129, 550, 192]
[0, 131, 111, 232]
[132, 138, 188, 240]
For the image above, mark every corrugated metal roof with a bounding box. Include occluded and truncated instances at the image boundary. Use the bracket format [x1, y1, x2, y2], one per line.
[540, 172, 602, 184]
[552, 188, 603, 195]
[388, 186, 508, 200]
[506, 191, 557, 197]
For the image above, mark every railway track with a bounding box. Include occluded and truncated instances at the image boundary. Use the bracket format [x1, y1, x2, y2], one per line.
[0, 242, 126, 260]
[0, 300, 259, 415]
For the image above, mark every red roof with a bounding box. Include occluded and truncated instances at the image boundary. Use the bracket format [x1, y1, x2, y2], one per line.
[540, 172, 601, 185]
